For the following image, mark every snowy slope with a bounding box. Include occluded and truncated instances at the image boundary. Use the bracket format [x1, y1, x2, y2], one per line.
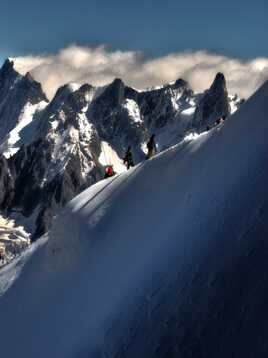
[0, 80, 268, 357]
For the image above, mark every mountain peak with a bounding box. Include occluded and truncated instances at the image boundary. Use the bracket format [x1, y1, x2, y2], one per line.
[0, 59, 18, 81]
[194, 72, 230, 127]
[2, 58, 14, 72]
[112, 78, 124, 85]
[209, 72, 227, 93]
[25, 71, 35, 83]
[95, 77, 126, 108]
[173, 78, 189, 89]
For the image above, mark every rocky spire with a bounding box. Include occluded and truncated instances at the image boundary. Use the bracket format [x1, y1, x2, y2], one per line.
[95, 78, 125, 108]
[194, 72, 231, 129]
[0, 59, 18, 85]
[1, 59, 14, 72]
[209, 72, 228, 96]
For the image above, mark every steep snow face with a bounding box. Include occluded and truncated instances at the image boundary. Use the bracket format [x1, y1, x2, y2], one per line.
[122, 99, 142, 123]
[0, 81, 268, 357]
[0, 60, 48, 141]
[87, 78, 201, 163]
[0, 101, 48, 158]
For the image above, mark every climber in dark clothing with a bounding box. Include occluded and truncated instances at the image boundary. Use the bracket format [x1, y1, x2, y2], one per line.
[123, 146, 135, 170]
[146, 134, 157, 159]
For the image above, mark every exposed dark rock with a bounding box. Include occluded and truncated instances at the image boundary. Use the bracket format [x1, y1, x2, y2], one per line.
[96, 78, 126, 109]
[0, 59, 48, 140]
[137, 79, 193, 130]
[8, 139, 50, 216]
[89, 82, 146, 162]
[0, 154, 14, 208]
[194, 72, 231, 130]
[33, 153, 103, 240]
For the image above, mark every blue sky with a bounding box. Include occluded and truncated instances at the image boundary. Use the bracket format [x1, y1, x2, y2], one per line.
[1, 0, 268, 64]
[1, 0, 268, 100]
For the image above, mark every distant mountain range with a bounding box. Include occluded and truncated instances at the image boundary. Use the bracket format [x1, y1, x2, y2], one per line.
[0, 58, 243, 244]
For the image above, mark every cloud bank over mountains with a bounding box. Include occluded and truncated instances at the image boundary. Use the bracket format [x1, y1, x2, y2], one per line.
[12, 44, 268, 100]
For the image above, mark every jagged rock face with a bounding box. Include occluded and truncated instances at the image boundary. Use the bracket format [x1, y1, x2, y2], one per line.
[0, 154, 14, 208]
[38, 84, 88, 135]
[91, 78, 138, 136]
[33, 151, 103, 240]
[0, 59, 243, 243]
[10, 83, 105, 239]
[96, 78, 126, 108]
[5, 134, 103, 240]
[8, 139, 51, 216]
[138, 79, 193, 129]
[194, 72, 231, 129]
[89, 77, 197, 161]
[37, 82, 104, 178]
[138, 87, 176, 128]
[0, 73, 105, 239]
[89, 79, 146, 161]
[0, 60, 48, 139]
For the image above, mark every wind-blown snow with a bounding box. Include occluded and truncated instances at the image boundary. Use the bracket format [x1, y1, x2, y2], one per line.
[1, 81, 268, 357]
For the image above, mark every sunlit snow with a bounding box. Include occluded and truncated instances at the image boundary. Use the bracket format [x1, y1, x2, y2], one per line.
[99, 141, 126, 173]
[122, 99, 142, 123]
[0, 215, 30, 265]
[0, 101, 48, 158]
[67, 82, 81, 93]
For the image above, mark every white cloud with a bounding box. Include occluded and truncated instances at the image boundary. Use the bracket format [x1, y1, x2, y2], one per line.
[11, 44, 268, 100]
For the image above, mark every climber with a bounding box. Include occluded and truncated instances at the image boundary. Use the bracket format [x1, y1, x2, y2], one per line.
[146, 134, 157, 159]
[123, 146, 135, 170]
[104, 166, 115, 179]
[215, 118, 222, 126]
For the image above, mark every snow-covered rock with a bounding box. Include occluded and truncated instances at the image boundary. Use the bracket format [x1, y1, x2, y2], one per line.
[0, 60, 243, 242]
[0, 59, 48, 141]
[0, 215, 30, 266]
[193, 72, 230, 129]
